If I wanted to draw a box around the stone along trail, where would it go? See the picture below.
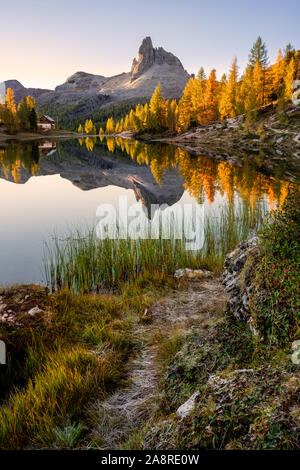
[89,273,228,449]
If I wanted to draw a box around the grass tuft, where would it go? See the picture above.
[44,201,266,294]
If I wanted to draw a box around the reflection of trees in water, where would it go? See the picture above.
[1,136,292,212]
[96,136,291,211]
[0,142,41,182]
[85,137,97,152]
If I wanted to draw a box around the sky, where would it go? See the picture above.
[1,0,300,89]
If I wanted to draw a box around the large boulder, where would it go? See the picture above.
[222,237,259,335]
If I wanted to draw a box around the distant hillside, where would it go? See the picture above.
[0,79,51,105]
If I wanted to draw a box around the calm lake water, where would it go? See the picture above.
[0,137,293,285]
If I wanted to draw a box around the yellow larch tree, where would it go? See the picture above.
[149,83,164,131]
[204,69,219,123]
[284,57,296,100]
[271,49,285,95]
[5,88,16,114]
[219,58,239,119]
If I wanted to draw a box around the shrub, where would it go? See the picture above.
[250,188,300,345]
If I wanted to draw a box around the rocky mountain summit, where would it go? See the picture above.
[130,36,186,81]
[0,37,189,118]
[48,36,189,106]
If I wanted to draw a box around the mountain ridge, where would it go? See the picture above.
[0,37,190,119]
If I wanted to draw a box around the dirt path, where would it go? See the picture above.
[88,276,227,449]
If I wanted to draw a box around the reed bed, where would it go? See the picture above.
[44,200,267,293]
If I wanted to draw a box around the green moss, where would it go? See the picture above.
[145,366,299,450]
[142,314,299,450]
[161,315,265,412]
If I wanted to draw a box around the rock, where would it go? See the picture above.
[208,374,231,388]
[222,237,259,331]
[131,36,186,82]
[232,368,254,374]
[208,369,255,390]
[248,317,259,336]
[141,308,152,321]
[222,273,234,285]
[292,81,300,106]
[229,296,240,307]
[131,37,155,81]
[0,303,7,313]
[176,391,200,418]
[174,268,213,280]
[224,278,240,293]
[28,306,42,316]
[242,293,249,309]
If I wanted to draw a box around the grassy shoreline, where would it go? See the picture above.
[0,273,178,449]
[0,189,299,449]
[44,202,265,293]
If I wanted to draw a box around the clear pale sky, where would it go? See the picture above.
[1,0,300,89]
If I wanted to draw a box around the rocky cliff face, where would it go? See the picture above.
[130,36,185,82]
[96,37,189,103]
[55,71,107,92]
[131,37,155,81]
[222,237,259,335]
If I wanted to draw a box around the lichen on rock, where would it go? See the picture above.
[222,237,259,333]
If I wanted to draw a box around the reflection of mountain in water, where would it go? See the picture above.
[0,137,297,212]
[0,139,185,211]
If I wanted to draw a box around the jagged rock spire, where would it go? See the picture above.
[131,36,185,82]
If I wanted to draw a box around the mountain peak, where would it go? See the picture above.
[131,36,185,82]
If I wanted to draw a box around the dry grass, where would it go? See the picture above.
[0,273,176,449]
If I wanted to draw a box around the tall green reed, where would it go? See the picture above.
[44,200,267,293]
